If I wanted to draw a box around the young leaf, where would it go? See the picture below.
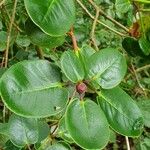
[24,0,76,36]
[98,87,144,137]
[25,19,65,48]
[61,51,85,83]
[66,99,110,149]
[8,114,38,147]
[87,48,127,89]
[0,60,69,118]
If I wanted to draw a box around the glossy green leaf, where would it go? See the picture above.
[0,60,68,118]
[98,87,144,137]
[8,114,38,147]
[137,99,150,128]
[45,142,72,150]
[58,117,74,143]
[66,99,110,149]
[25,19,65,48]
[122,37,144,57]
[79,45,95,78]
[87,48,127,89]
[139,37,150,56]
[61,51,85,83]
[24,0,76,36]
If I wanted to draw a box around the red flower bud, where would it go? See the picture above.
[76,82,87,94]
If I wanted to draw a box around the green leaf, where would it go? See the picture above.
[79,45,95,78]
[44,142,72,150]
[16,35,30,47]
[0,31,14,52]
[38,141,72,150]
[98,87,144,137]
[87,48,127,89]
[137,99,150,128]
[61,51,85,83]
[37,120,50,143]
[58,117,74,143]
[0,68,7,78]
[0,60,69,118]
[0,123,9,136]
[24,0,76,36]
[8,114,38,147]
[5,140,23,150]
[139,37,150,56]
[66,99,110,149]
[0,31,7,52]
[0,134,9,148]
[115,0,131,13]
[25,19,65,48]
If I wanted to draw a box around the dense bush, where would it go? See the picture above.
[0,0,150,149]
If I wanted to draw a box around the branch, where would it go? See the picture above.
[88,0,130,33]
[125,136,131,150]
[131,61,148,96]
[134,0,150,4]
[136,64,150,72]
[4,0,18,68]
[0,0,5,6]
[68,27,79,51]
[91,8,100,51]
[35,46,44,59]
[76,0,128,37]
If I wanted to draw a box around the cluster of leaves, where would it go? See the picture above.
[0,0,150,149]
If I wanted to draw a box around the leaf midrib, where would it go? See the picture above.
[42,0,57,22]
[100,94,135,124]
[11,82,61,96]
[91,56,121,81]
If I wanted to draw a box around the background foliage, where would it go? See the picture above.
[0,0,150,149]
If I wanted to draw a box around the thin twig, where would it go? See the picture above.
[4,0,18,68]
[88,0,130,33]
[131,61,148,96]
[68,27,79,51]
[76,0,128,37]
[3,105,6,123]
[0,0,5,6]
[91,8,99,51]
[3,6,23,32]
[27,144,32,150]
[136,64,150,72]
[134,0,150,4]
[125,136,131,150]
[35,46,44,59]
